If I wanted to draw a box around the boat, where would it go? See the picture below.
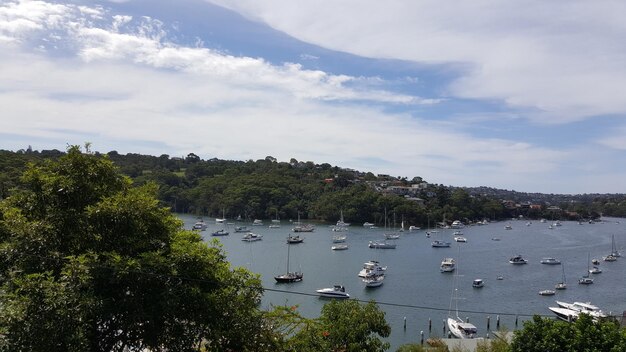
[450,220,464,229]
[368,240,396,249]
[363,222,375,227]
[316,285,349,299]
[540,219,547,223]
[555,301,607,320]
[234,226,249,233]
[358,260,387,278]
[331,244,349,250]
[509,255,528,264]
[605,234,621,260]
[592,258,600,265]
[336,210,350,227]
[384,233,400,239]
[332,235,347,243]
[555,264,567,290]
[287,234,304,244]
[292,214,315,232]
[496,276,504,280]
[431,240,451,248]
[211,229,229,236]
[447,247,478,339]
[504,224,512,230]
[440,258,456,273]
[526,221,532,226]
[274,240,303,283]
[271,210,281,224]
[269,224,281,228]
[381,207,398,241]
[578,253,594,284]
[539,289,555,296]
[472,279,484,288]
[409,225,420,231]
[589,266,602,274]
[192,219,207,231]
[453,236,467,243]
[332,225,348,232]
[452,230,463,236]
[491,237,501,241]
[241,232,263,242]
[363,275,384,287]
[252,219,263,226]
[540,257,561,265]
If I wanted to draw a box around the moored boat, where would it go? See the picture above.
[431,240,451,248]
[509,255,528,264]
[316,285,349,299]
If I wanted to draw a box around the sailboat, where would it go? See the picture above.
[383,208,398,239]
[603,235,620,261]
[447,246,478,339]
[269,209,281,228]
[215,208,226,223]
[555,264,567,290]
[578,253,594,285]
[274,242,303,283]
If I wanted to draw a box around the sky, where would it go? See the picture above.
[1,0,626,194]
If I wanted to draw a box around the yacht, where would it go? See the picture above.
[368,240,396,249]
[409,225,420,231]
[440,258,456,273]
[450,220,464,229]
[384,233,400,239]
[358,260,387,278]
[331,244,349,250]
[275,240,303,283]
[192,219,207,231]
[431,240,451,248]
[287,235,304,244]
[452,230,463,236]
[472,279,484,288]
[504,224,513,230]
[252,219,264,226]
[588,266,602,274]
[332,235,347,243]
[540,257,561,265]
[556,301,607,319]
[316,285,349,299]
[211,229,229,236]
[234,226,249,233]
[363,222,375,227]
[509,255,528,264]
[454,236,467,243]
[241,232,263,242]
[538,289,555,296]
[363,275,385,287]
[447,246,478,339]
[268,224,281,229]
[293,224,315,232]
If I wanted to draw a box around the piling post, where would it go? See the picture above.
[487,315,490,331]
[403,317,406,330]
[466,316,469,323]
[420,331,424,345]
[429,318,432,334]
[443,319,446,336]
[496,315,500,329]
[515,315,519,328]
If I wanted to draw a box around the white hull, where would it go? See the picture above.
[447,317,477,339]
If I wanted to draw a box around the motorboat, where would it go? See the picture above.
[287,235,304,244]
[504,224,512,230]
[316,285,349,299]
[452,230,463,236]
[538,289,555,296]
[588,266,602,274]
[192,219,207,231]
[368,240,396,249]
[431,240,451,248]
[363,222,375,227]
[555,301,607,320]
[268,224,281,228]
[509,255,528,264]
[252,219,264,226]
[454,236,467,243]
[491,237,501,241]
[592,258,600,265]
[332,235,347,243]
[440,258,456,273]
[450,220,464,229]
[241,232,263,242]
[363,275,384,287]
[496,276,504,280]
[472,279,484,288]
[293,224,315,232]
[358,260,387,278]
[540,257,561,265]
[332,225,348,232]
[409,225,420,231]
[331,244,349,250]
[234,226,249,233]
[384,233,400,239]
[211,229,229,236]
[548,306,578,322]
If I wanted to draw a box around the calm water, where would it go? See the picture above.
[180,215,626,350]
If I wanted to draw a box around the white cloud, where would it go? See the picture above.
[208,0,626,123]
[1,0,622,193]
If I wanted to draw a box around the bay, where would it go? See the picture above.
[180,215,626,350]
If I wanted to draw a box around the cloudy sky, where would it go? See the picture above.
[1,0,625,194]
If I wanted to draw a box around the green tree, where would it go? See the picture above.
[296,300,390,351]
[0,146,272,352]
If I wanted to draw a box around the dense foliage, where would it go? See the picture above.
[0,147,271,351]
[3,148,622,228]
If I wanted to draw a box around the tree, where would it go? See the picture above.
[0,146,272,352]
[284,300,391,352]
[511,314,626,352]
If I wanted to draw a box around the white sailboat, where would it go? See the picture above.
[555,264,567,290]
[604,234,620,261]
[447,246,477,339]
[578,253,594,285]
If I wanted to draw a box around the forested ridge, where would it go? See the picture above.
[2,148,626,229]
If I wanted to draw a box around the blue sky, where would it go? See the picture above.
[1,0,626,194]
